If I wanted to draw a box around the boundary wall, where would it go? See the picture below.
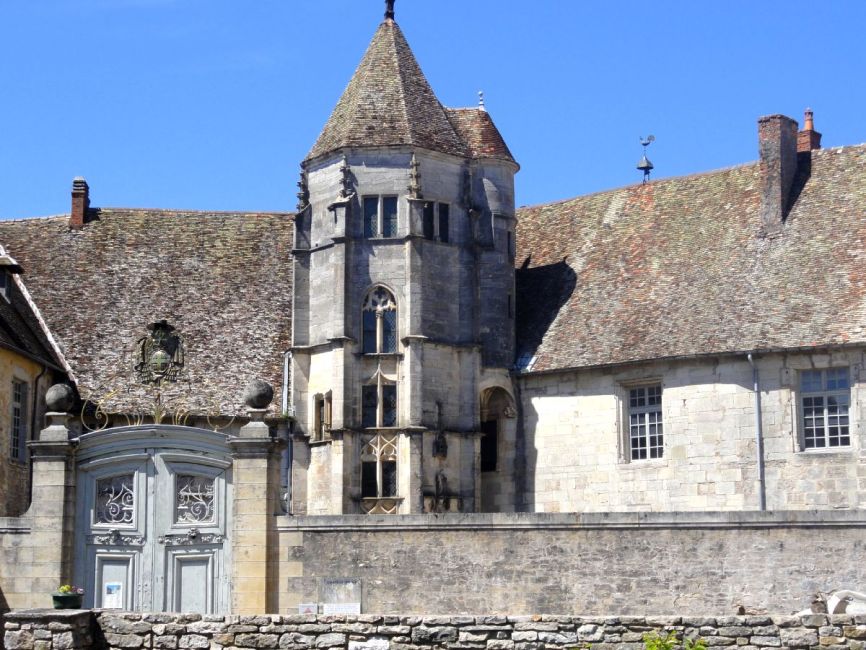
[5,611,866,650]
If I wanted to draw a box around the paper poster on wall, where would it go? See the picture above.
[298,603,318,614]
[103,582,123,609]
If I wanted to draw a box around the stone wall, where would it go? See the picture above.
[519,349,866,512]
[278,511,866,616]
[6,611,866,650]
[0,518,32,612]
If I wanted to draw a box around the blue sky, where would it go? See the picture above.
[1,0,865,219]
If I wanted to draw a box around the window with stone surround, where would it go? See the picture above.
[313,392,332,441]
[363,196,398,238]
[11,379,28,462]
[422,202,450,243]
[362,381,397,429]
[800,367,850,449]
[360,432,398,499]
[362,286,397,354]
[627,384,663,460]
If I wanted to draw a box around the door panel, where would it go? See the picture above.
[75,429,231,614]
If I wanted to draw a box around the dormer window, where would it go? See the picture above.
[0,270,8,302]
[363,196,398,238]
[362,286,397,354]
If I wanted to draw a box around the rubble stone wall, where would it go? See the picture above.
[5,612,866,650]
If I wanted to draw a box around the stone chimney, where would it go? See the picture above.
[758,114,799,233]
[797,108,822,153]
[70,177,90,230]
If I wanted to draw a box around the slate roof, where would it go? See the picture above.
[515,144,866,373]
[445,108,517,165]
[306,19,468,162]
[0,209,294,416]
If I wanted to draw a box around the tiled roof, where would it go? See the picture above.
[0,209,294,416]
[306,19,468,162]
[445,108,517,165]
[515,144,866,372]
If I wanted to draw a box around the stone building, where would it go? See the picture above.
[0,4,864,616]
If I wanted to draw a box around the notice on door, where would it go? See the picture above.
[103,582,123,609]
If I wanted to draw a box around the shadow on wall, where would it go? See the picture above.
[515,257,577,366]
[0,583,8,614]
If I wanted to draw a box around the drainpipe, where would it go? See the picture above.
[747,353,767,511]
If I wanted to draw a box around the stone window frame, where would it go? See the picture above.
[361,285,398,355]
[311,391,332,442]
[617,378,665,463]
[422,201,451,243]
[796,366,852,451]
[10,377,29,463]
[359,432,399,501]
[361,369,398,430]
[362,195,399,239]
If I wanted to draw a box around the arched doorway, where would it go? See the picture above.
[479,387,516,512]
[73,425,232,613]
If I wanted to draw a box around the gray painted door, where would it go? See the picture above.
[74,426,231,614]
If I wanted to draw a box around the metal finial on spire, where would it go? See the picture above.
[385,0,395,20]
[637,135,655,184]
[478,91,486,112]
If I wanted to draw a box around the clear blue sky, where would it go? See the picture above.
[2,0,865,219]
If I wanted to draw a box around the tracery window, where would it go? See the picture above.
[360,432,398,499]
[362,286,397,354]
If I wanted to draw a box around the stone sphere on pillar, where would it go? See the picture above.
[243,379,274,409]
[45,383,75,413]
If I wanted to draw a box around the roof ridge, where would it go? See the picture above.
[94,206,295,216]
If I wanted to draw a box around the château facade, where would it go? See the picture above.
[0,3,864,616]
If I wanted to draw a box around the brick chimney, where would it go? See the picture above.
[70,177,90,230]
[758,114,798,233]
[797,108,822,153]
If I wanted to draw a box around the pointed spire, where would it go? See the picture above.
[305,20,467,162]
[385,0,395,21]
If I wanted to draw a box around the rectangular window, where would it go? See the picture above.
[381,460,397,497]
[363,196,398,238]
[801,368,850,449]
[361,461,378,498]
[382,310,397,352]
[11,380,28,462]
[628,384,663,460]
[438,203,449,243]
[363,197,379,238]
[362,310,378,354]
[382,197,397,237]
[382,384,397,427]
[362,385,378,428]
[423,202,435,240]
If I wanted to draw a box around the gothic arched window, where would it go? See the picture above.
[362,286,397,354]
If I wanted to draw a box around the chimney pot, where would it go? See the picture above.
[758,114,799,233]
[70,177,90,230]
[797,108,822,153]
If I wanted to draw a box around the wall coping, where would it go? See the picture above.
[0,516,30,533]
[277,509,866,531]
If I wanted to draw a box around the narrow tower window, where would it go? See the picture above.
[362,286,398,353]
[363,196,398,238]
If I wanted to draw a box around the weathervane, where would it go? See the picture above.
[637,135,655,184]
[385,0,395,20]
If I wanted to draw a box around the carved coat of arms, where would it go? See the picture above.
[134,320,184,384]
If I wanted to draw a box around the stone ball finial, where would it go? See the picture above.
[243,379,274,409]
[45,384,75,413]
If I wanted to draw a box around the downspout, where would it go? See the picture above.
[282,351,293,514]
[747,353,767,511]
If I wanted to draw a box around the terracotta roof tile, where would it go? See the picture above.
[0,209,294,415]
[306,20,467,162]
[445,108,517,165]
[515,144,866,372]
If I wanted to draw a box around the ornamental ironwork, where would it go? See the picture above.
[95,475,135,525]
[158,528,224,546]
[175,475,216,524]
[89,529,145,546]
[134,320,185,385]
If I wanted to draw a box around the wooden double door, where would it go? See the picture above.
[74,427,232,613]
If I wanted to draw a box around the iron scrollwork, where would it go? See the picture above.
[158,527,224,546]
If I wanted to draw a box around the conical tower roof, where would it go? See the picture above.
[306,18,468,163]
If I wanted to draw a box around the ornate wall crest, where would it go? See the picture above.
[134,320,185,385]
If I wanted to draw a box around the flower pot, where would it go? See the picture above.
[52,593,83,609]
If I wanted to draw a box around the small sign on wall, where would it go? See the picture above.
[320,577,362,614]
[297,603,318,615]
[349,638,390,650]
[103,582,123,609]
